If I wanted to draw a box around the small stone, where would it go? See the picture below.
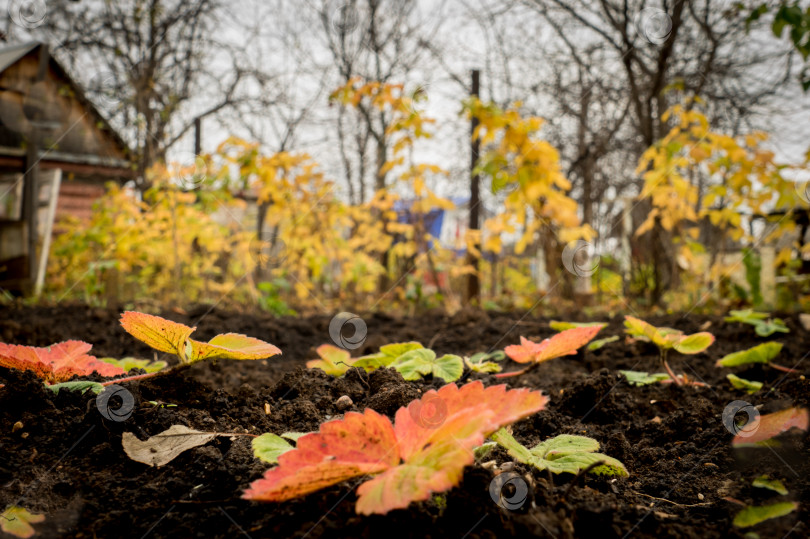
[500,461,515,472]
[481,460,498,470]
[12,421,23,433]
[698,493,704,500]
[21,432,29,439]
[264,403,272,415]
[336,395,353,410]
[651,416,662,424]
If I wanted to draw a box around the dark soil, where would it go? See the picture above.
[1,304,808,538]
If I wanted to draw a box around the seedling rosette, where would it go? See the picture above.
[623,316,714,386]
[113,311,282,384]
[243,380,548,514]
[307,342,464,382]
[724,309,789,337]
[120,311,281,364]
[497,324,606,378]
[491,429,628,476]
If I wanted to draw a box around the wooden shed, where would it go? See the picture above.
[0,41,134,295]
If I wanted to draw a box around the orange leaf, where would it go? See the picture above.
[0,341,125,383]
[394,381,548,460]
[732,407,809,446]
[504,325,605,364]
[120,311,194,359]
[355,440,473,515]
[244,381,547,514]
[243,408,399,501]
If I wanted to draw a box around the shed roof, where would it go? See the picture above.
[0,41,38,73]
[0,41,133,168]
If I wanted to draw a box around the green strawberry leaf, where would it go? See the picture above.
[733,502,797,528]
[391,349,436,380]
[473,441,497,461]
[752,475,788,495]
[280,432,309,442]
[491,429,628,477]
[727,374,763,394]
[549,321,607,332]
[717,342,783,367]
[673,332,715,354]
[253,433,296,465]
[587,335,620,351]
[432,354,464,382]
[46,380,105,394]
[99,356,168,373]
[541,452,629,476]
[754,319,789,337]
[620,370,670,386]
[725,309,769,324]
[354,342,424,370]
[531,434,600,458]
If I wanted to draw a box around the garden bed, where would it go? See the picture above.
[1,305,808,538]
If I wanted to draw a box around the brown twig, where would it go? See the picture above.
[630,490,712,508]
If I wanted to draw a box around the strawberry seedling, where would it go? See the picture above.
[114,311,281,384]
[464,351,505,373]
[724,309,789,337]
[623,316,714,386]
[307,342,464,382]
[497,325,605,378]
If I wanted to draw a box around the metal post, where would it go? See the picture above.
[22,131,40,289]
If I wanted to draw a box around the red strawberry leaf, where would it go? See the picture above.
[244,381,547,514]
[732,407,809,446]
[0,341,125,383]
[504,325,605,365]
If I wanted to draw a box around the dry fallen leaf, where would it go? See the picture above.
[122,425,217,467]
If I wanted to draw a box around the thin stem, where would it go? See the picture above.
[661,350,682,386]
[101,364,190,386]
[771,363,799,374]
[494,364,536,378]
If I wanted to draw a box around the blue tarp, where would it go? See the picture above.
[392,197,468,251]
